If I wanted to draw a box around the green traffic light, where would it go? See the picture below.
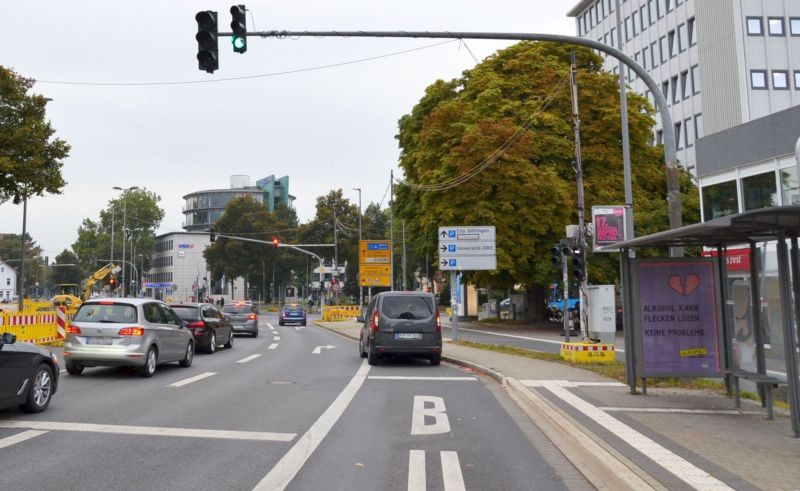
[232,36,246,52]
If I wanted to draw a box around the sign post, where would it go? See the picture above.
[438,226,497,341]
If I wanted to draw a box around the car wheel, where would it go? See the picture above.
[65,360,84,375]
[359,335,367,358]
[224,330,234,349]
[251,329,258,338]
[367,340,379,366]
[139,346,158,377]
[302,321,307,326]
[179,342,194,368]
[278,321,284,326]
[430,354,441,366]
[20,364,54,413]
[207,332,216,354]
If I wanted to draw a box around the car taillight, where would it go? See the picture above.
[436,310,441,333]
[187,320,206,329]
[118,326,144,336]
[247,314,257,320]
[67,325,81,334]
[370,309,380,332]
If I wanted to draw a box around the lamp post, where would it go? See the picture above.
[353,187,362,307]
[113,186,138,296]
[138,254,144,298]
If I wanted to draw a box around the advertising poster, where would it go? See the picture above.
[636,259,722,376]
[592,206,627,252]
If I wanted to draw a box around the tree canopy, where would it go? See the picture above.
[0,66,69,204]
[394,42,699,313]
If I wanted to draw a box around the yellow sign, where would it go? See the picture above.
[361,274,391,287]
[361,264,391,274]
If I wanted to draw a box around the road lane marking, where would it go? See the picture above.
[268,343,278,350]
[440,451,466,491]
[408,450,426,491]
[599,407,763,415]
[273,336,281,341]
[0,421,295,442]
[0,430,48,449]
[267,323,275,330]
[537,381,732,490]
[253,360,371,490]
[369,376,476,381]
[312,344,335,354]
[168,372,216,387]
[411,396,450,435]
[236,354,262,364]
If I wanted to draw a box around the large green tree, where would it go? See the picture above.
[0,66,69,204]
[394,42,699,319]
[71,188,164,276]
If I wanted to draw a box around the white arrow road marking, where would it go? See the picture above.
[168,372,216,387]
[0,421,294,442]
[408,450,466,491]
[253,360,371,490]
[411,396,450,435]
[0,430,48,449]
[312,344,335,354]
[268,343,278,350]
[236,354,261,364]
[535,380,733,490]
[408,450,426,491]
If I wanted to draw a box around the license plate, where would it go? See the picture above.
[87,336,113,345]
[395,333,421,340]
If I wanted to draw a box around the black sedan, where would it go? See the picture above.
[0,332,59,413]
[170,302,234,354]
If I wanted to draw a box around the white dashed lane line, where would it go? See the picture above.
[236,354,262,364]
[168,372,216,387]
[268,343,278,350]
[0,430,48,449]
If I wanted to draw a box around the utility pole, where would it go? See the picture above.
[113,186,138,297]
[353,187,363,307]
[402,220,407,290]
[570,52,588,339]
[390,170,395,291]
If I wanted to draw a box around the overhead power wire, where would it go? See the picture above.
[34,40,460,87]
[396,74,570,192]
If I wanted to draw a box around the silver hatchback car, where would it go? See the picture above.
[64,298,195,377]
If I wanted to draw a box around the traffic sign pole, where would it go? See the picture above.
[450,271,459,341]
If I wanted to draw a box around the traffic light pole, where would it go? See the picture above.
[570,53,588,339]
[562,248,570,342]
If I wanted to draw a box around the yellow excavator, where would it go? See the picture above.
[52,262,122,309]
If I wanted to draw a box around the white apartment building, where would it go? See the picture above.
[0,260,17,302]
[568,0,800,173]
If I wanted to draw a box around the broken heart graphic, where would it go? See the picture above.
[668,274,701,296]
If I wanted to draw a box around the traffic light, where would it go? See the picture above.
[572,246,586,281]
[209,227,216,242]
[230,5,247,54]
[272,238,280,248]
[195,10,219,73]
[109,276,118,290]
[550,244,562,268]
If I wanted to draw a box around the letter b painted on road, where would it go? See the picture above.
[411,396,451,435]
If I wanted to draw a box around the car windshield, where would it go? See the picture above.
[381,296,434,320]
[283,305,303,312]
[222,305,251,314]
[170,306,198,319]
[73,303,138,323]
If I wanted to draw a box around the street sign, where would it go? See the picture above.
[438,226,496,271]
[359,240,392,287]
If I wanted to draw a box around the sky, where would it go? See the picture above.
[0,1,574,259]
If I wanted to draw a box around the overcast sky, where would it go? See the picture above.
[0,1,574,259]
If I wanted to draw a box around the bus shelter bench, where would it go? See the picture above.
[722,369,786,420]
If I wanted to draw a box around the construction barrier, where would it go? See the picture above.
[0,307,76,345]
[321,305,361,322]
[560,342,616,364]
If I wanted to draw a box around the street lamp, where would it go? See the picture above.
[353,187,362,307]
[113,186,139,296]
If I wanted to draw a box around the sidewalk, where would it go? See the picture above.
[318,320,800,491]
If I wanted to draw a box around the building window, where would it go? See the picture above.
[625,16,632,41]
[674,122,683,149]
[661,36,670,63]
[742,172,778,211]
[651,41,659,67]
[678,23,687,52]
[668,30,677,57]
[633,11,639,36]
[791,18,800,36]
[640,6,648,30]
[695,113,703,139]
[750,70,767,89]
[610,27,616,47]
[656,129,664,146]
[768,17,785,36]
[684,117,694,147]
[642,46,650,69]
[657,0,665,18]
[691,65,701,94]
[666,0,673,13]
[671,75,680,103]
[747,17,763,36]
[681,70,691,99]
[702,181,738,220]
[782,168,800,205]
[662,81,670,104]
[773,71,789,90]
[649,0,656,25]
[688,17,696,45]
[794,71,800,89]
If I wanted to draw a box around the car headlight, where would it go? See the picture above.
[50,352,59,364]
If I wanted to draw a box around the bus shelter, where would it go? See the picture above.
[612,206,800,436]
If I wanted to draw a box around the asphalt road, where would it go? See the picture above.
[0,312,588,491]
